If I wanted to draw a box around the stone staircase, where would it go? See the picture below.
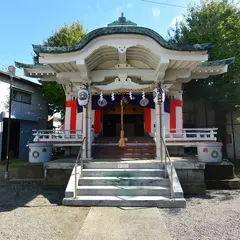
[63,160,186,208]
[92,137,156,159]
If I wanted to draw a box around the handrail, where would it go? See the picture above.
[74,137,86,199]
[161,137,174,199]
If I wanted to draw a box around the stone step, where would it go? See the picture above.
[78,177,169,186]
[93,155,156,159]
[93,143,156,151]
[93,148,155,150]
[93,152,155,156]
[84,161,164,169]
[82,169,165,177]
[74,185,184,198]
[93,156,156,160]
[62,195,186,208]
[92,150,155,154]
[94,138,155,144]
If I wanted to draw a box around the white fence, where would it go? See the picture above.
[32,128,217,147]
[163,128,217,146]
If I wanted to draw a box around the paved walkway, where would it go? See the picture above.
[76,207,171,240]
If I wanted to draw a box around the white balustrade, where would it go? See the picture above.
[154,128,218,146]
[33,130,83,143]
[32,128,218,147]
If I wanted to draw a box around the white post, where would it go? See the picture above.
[82,106,87,159]
[87,87,92,159]
[161,99,166,161]
[155,101,161,159]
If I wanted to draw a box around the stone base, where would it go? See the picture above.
[18,163,44,179]
[43,169,71,187]
[206,179,240,189]
[181,183,206,195]
[204,161,240,190]
[205,161,235,180]
[174,160,206,195]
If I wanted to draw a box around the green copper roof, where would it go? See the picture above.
[32,26,214,54]
[15,61,51,70]
[197,57,235,67]
[107,12,137,26]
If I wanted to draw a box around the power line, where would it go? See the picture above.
[141,0,187,8]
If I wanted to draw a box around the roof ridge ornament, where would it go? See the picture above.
[107,12,137,26]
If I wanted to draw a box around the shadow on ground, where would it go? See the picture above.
[0,181,65,212]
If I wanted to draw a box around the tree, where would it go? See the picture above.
[168,0,240,153]
[35,21,87,115]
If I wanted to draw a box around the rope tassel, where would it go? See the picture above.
[119,97,126,148]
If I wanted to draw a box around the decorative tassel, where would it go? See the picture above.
[129,91,133,100]
[111,92,115,101]
[100,92,103,101]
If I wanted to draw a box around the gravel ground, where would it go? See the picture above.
[0,182,90,240]
[161,190,240,240]
[1,181,240,240]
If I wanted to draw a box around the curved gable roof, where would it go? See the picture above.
[33,26,214,55]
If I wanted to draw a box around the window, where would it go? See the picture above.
[12,89,31,104]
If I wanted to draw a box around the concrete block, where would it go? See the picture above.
[173,161,205,170]
[44,169,71,187]
[18,163,44,179]
[62,196,186,208]
[205,162,235,180]
[181,183,206,195]
[206,178,240,190]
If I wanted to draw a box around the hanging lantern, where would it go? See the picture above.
[77,87,89,106]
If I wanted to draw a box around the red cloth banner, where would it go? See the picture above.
[94,109,102,134]
[170,100,182,133]
[66,100,77,133]
[144,108,151,133]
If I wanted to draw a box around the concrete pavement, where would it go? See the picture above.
[76,207,171,240]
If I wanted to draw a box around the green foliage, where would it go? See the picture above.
[36,21,87,115]
[168,0,240,111]
[39,81,66,115]
[43,21,87,47]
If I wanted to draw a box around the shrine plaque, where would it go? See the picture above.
[118,163,129,169]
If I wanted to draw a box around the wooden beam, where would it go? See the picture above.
[118,45,127,64]
[155,58,170,80]
[90,69,155,82]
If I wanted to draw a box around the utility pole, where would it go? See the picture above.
[4,65,16,180]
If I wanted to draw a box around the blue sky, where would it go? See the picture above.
[0,0,198,80]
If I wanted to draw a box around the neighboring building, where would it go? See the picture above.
[0,70,48,161]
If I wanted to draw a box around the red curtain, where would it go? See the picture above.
[170,100,182,133]
[66,100,77,133]
[144,108,151,133]
[94,109,102,134]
